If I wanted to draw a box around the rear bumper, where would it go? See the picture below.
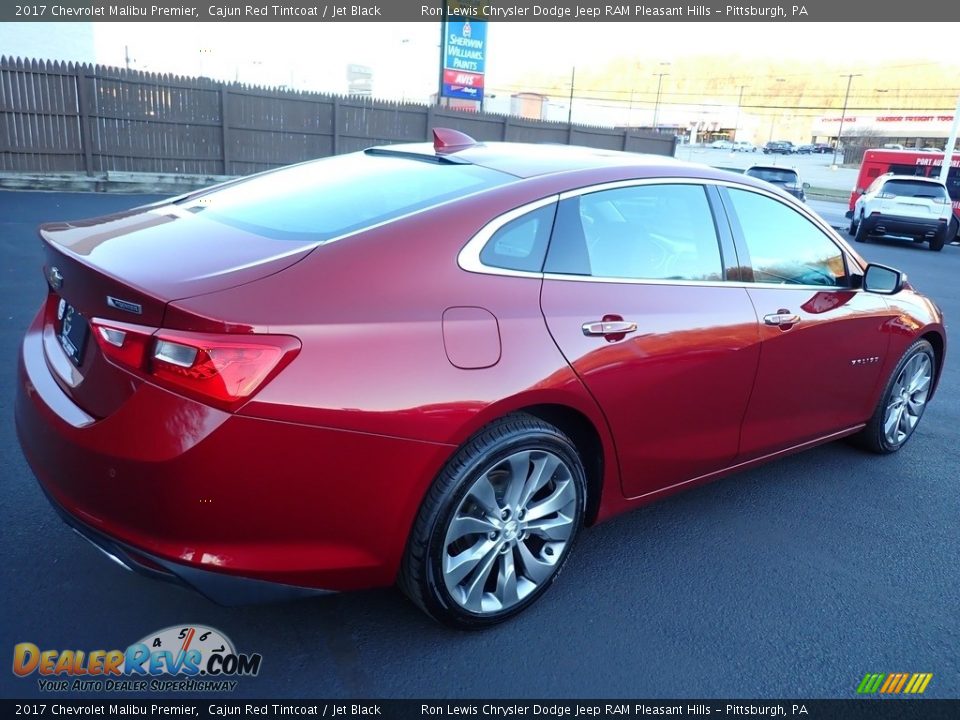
[864,214,946,237]
[47,488,328,605]
[15,309,454,599]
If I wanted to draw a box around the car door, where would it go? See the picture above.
[718,185,895,459]
[540,181,761,499]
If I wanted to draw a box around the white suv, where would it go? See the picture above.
[849,174,954,251]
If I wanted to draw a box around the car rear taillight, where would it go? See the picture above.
[933,197,951,205]
[150,331,300,411]
[90,319,155,371]
[90,319,299,411]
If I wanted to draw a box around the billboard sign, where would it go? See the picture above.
[442,69,484,100]
[442,15,487,101]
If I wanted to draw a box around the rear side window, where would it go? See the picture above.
[544,183,723,282]
[880,179,948,199]
[479,204,556,273]
[180,153,512,241]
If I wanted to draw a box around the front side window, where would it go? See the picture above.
[945,166,960,202]
[726,188,847,287]
[544,183,723,282]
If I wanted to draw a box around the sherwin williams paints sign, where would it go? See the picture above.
[441,13,487,101]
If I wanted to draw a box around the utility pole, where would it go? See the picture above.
[628,61,640,128]
[833,73,862,167]
[567,66,576,125]
[652,67,670,130]
[436,6,448,108]
[938,93,960,184]
[732,84,747,143]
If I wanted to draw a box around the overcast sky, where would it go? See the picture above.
[2,21,956,103]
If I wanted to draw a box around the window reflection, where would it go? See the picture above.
[727,189,847,287]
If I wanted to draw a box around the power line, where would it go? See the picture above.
[526,60,951,86]
[490,80,960,103]
[491,83,960,110]
[489,88,957,114]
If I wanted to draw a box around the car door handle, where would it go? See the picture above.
[582,320,638,336]
[763,312,801,327]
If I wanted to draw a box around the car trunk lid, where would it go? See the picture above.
[38,204,318,418]
[879,197,940,218]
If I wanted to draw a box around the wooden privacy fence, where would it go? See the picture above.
[0,56,677,177]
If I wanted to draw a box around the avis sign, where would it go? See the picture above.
[442,8,487,102]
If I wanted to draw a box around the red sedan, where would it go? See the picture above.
[15,130,946,628]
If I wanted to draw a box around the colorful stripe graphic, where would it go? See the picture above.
[857,673,933,694]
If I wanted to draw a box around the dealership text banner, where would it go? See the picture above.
[4,0,959,22]
[4,701,960,719]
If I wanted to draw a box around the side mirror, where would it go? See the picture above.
[862,263,904,295]
[802,182,811,189]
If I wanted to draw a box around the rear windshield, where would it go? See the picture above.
[746,168,799,184]
[880,179,948,200]
[179,152,512,241]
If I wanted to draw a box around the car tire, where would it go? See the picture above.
[854,339,936,454]
[949,216,959,244]
[854,212,870,242]
[398,414,587,629]
[848,214,859,236]
[929,230,945,252]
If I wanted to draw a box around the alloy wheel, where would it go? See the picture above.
[441,449,577,614]
[882,352,932,446]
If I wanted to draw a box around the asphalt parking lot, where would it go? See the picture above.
[1,190,958,700]
[676,146,858,192]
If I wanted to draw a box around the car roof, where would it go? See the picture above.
[362,132,796,200]
[878,174,947,185]
[368,139,712,180]
[746,165,799,173]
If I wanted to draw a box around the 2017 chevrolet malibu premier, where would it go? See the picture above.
[16,130,946,628]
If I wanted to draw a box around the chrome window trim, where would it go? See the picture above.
[538,273,857,293]
[456,194,560,278]
[458,176,864,285]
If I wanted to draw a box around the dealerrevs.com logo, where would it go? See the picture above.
[857,672,933,695]
[13,625,262,693]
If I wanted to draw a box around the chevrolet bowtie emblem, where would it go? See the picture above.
[47,266,64,290]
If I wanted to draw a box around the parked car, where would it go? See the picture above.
[732,141,756,152]
[796,144,815,154]
[763,140,795,154]
[744,164,811,202]
[849,174,954,251]
[15,129,945,628]
[709,139,734,150]
[813,143,833,154]
[846,148,960,243]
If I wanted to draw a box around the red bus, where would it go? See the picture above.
[849,149,960,240]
